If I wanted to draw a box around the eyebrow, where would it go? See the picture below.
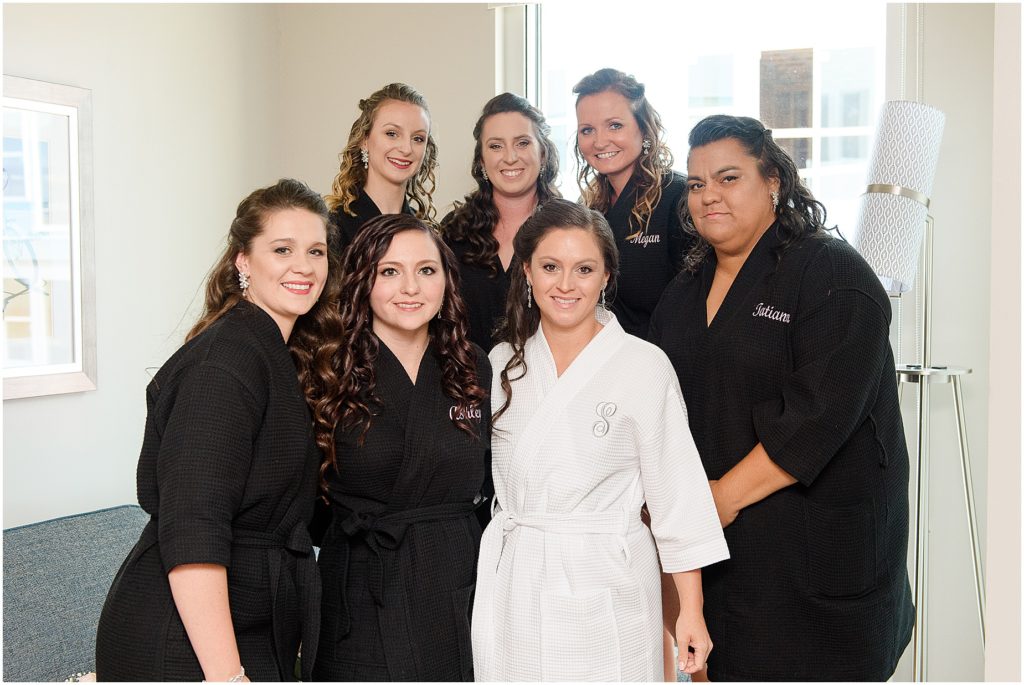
[380,121,428,134]
[486,134,533,143]
[534,255,600,265]
[378,259,442,267]
[687,165,742,182]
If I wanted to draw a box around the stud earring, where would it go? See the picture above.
[771,190,780,211]
[600,287,607,309]
[360,148,369,170]
[526,282,532,308]
[481,167,489,182]
[238,270,250,292]
[642,139,652,155]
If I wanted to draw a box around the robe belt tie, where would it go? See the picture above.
[233,523,321,681]
[471,505,636,679]
[141,518,321,682]
[324,501,480,640]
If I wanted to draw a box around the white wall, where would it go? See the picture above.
[885,3,1021,681]
[3,3,283,527]
[984,5,1021,680]
[272,3,497,211]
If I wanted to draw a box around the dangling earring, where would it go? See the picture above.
[539,162,547,174]
[526,282,532,308]
[436,297,443,320]
[481,167,489,182]
[600,287,607,309]
[642,139,652,155]
[771,190,780,211]
[238,270,250,292]
[360,148,369,170]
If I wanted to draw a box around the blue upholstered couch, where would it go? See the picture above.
[3,505,148,681]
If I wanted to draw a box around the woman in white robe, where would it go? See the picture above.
[471,198,729,681]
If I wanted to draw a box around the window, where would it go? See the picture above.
[536,0,886,236]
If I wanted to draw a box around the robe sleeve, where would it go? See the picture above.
[752,246,893,486]
[155,361,264,570]
[637,360,729,573]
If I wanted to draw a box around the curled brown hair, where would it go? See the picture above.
[187,178,346,425]
[440,92,561,275]
[312,214,487,489]
[324,83,438,223]
[573,68,674,233]
[492,198,619,425]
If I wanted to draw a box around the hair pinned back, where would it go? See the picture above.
[681,114,831,272]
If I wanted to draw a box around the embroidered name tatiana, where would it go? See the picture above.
[752,302,791,323]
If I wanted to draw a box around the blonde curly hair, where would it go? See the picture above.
[573,68,673,235]
[325,83,438,223]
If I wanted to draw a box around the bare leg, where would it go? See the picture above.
[661,571,680,681]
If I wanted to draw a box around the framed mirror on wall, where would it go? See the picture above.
[2,75,96,400]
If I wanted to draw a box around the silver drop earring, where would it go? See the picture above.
[437,298,443,320]
[238,270,250,292]
[600,287,607,309]
[481,167,489,182]
[526,282,532,308]
[771,190,780,211]
[360,148,369,169]
[642,138,652,155]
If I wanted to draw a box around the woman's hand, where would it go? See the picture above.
[708,480,740,528]
[675,607,713,675]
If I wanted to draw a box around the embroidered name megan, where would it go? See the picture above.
[752,302,791,323]
[449,405,483,421]
[626,232,660,247]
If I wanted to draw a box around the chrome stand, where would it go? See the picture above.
[897,217,985,682]
[898,365,986,683]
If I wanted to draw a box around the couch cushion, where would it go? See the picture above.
[3,505,149,682]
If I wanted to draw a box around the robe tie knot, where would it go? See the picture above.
[323,501,480,642]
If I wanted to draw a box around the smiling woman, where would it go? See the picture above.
[325,83,439,257]
[95,179,344,682]
[472,198,728,681]
[308,213,492,681]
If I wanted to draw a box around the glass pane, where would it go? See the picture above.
[760,49,813,129]
[776,137,812,170]
[820,48,875,127]
[3,106,76,369]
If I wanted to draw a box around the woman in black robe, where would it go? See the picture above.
[325,82,438,256]
[440,92,560,351]
[309,213,491,681]
[96,179,344,681]
[648,115,914,681]
[574,68,692,340]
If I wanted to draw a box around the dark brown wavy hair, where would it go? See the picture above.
[186,178,346,425]
[680,114,831,272]
[573,68,674,234]
[492,198,619,425]
[313,213,487,488]
[440,92,561,275]
[324,83,438,223]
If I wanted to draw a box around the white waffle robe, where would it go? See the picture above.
[471,309,729,681]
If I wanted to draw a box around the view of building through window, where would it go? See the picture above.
[537,0,886,238]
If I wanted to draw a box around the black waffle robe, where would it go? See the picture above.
[601,170,692,339]
[312,340,492,681]
[329,188,413,259]
[96,301,322,681]
[648,225,914,681]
